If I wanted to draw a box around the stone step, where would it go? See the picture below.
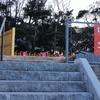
[0,71,83,81]
[0,92,93,100]
[0,62,79,72]
[0,62,94,100]
[0,81,87,92]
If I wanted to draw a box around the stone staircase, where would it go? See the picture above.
[0,61,94,100]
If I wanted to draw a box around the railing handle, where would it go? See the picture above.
[1,25,5,61]
[0,17,6,61]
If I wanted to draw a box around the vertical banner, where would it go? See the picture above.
[94,24,100,55]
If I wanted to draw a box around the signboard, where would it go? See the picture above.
[94,25,100,55]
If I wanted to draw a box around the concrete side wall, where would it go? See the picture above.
[74,58,100,100]
[91,65,100,81]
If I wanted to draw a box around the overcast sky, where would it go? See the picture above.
[70,0,99,16]
[46,0,99,17]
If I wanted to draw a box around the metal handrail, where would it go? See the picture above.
[0,17,6,61]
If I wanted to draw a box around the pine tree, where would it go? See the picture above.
[23,0,51,52]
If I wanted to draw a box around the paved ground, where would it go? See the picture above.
[2,56,66,63]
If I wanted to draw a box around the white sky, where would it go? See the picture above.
[46,0,99,17]
[70,0,98,17]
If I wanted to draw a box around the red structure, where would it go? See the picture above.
[94,24,100,55]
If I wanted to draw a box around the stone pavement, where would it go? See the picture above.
[3,56,66,63]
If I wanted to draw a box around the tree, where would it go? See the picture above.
[0,0,74,54]
[89,1,100,22]
[45,0,73,53]
[74,1,100,54]
[22,0,51,52]
[0,0,26,30]
[76,1,100,22]
[76,10,89,20]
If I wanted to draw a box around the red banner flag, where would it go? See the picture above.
[94,24,100,55]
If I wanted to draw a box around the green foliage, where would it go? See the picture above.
[0,0,74,53]
[76,10,89,19]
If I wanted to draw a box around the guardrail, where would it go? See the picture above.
[0,17,6,61]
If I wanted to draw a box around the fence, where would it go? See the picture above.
[0,27,15,56]
[66,20,100,63]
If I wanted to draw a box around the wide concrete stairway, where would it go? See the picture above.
[0,61,93,100]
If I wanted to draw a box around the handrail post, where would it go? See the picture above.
[66,20,69,63]
[1,25,5,61]
[0,17,6,61]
